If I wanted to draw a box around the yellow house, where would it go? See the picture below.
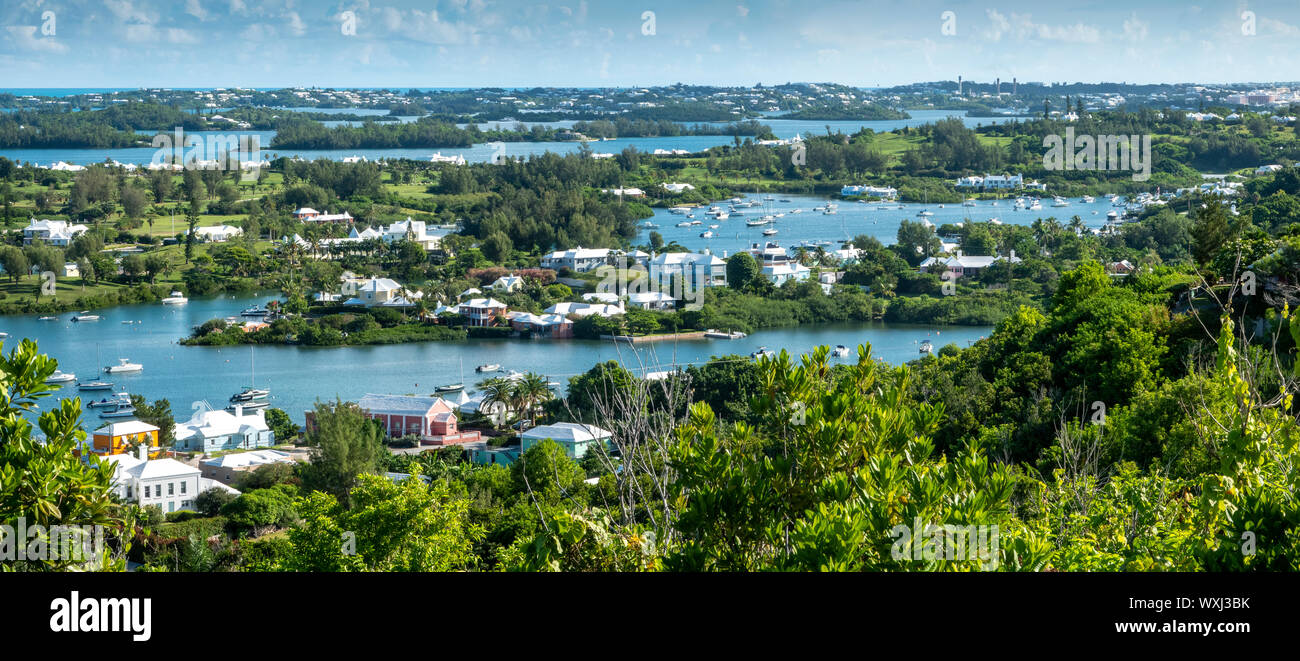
[91,421,162,458]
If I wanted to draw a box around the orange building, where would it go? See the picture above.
[91,421,162,458]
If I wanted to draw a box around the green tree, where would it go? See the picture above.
[298,400,386,504]
[726,251,760,291]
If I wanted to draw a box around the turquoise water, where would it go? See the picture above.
[8,293,988,425]
[643,193,1121,257]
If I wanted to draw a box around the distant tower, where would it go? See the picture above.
[958,75,963,95]
[995,78,1001,94]
[1013,77,1018,95]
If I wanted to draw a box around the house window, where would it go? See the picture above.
[143,485,150,498]
[168,482,174,496]
[180,481,186,495]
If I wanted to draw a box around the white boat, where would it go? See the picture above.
[676,221,692,228]
[919,340,933,355]
[746,219,769,227]
[708,224,719,229]
[45,370,77,384]
[831,345,850,358]
[240,306,269,317]
[78,380,114,391]
[1106,210,1119,221]
[98,402,137,418]
[963,199,977,207]
[476,364,502,373]
[823,209,837,215]
[703,329,746,339]
[104,358,143,374]
[762,228,778,236]
[642,221,660,229]
[161,291,188,305]
[790,208,802,214]
[1052,196,1070,207]
[917,210,933,217]
[700,231,715,238]
[668,207,690,215]
[750,347,776,360]
[1029,201,1043,211]
[226,400,268,412]
[38,316,59,321]
[87,392,132,409]
[71,313,100,322]
[1082,195,1095,203]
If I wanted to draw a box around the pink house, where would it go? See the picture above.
[355,394,481,445]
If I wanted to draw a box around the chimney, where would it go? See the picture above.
[138,444,148,462]
[956,249,963,258]
[1009,249,1016,260]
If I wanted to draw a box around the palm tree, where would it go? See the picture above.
[477,377,515,425]
[511,373,552,425]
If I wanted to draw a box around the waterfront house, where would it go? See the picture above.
[460,298,508,326]
[600,187,645,197]
[545,301,624,318]
[463,441,521,466]
[89,421,162,459]
[355,276,409,306]
[762,262,812,286]
[508,311,574,337]
[104,447,235,513]
[23,219,88,246]
[919,250,1022,278]
[383,218,442,251]
[172,405,275,453]
[352,394,480,446]
[661,182,696,193]
[291,207,321,221]
[840,185,898,198]
[296,209,353,223]
[521,422,613,460]
[628,291,677,310]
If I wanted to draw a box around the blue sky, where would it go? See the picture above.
[2,0,1299,88]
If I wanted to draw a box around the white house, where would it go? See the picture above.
[382,218,442,251]
[459,298,508,326]
[191,225,244,243]
[23,219,88,246]
[661,182,696,194]
[627,291,676,310]
[840,185,898,199]
[541,246,615,273]
[545,301,624,318]
[521,422,613,459]
[763,262,812,286]
[647,251,728,291]
[103,447,236,513]
[488,275,524,293]
[172,405,275,453]
[919,251,1022,278]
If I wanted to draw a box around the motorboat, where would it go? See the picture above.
[1106,210,1120,221]
[1052,196,1070,207]
[831,345,850,358]
[676,221,693,228]
[762,228,778,236]
[917,210,933,217]
[45,370,77,384]
[790,208,802,214]
[98,401,137,418]
[642,221,659,229]
[963,199,977,207]
[161,291,188,305]
[703,329,746,339]
[77,380,114,391]
[230,388,270,403]
[38,316,59,321]
[750,347,776,360]
[1029,201,1043,211]
[240,306,269,317]
[71,313,100,322]
[476,364,502,373]
[700,231,715,238]
[104,358,143,374]
[919,340,933,355]
[1082,195,1095,203]
[88,392,132,409]
[227,399,268,412]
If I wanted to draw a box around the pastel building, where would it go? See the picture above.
[520,422,613,460]
[350,393,481,446]
[172,405,275,453]
[89,421,162,459]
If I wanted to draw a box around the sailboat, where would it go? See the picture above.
[436,358,465,393]
[230,346,270,403]
[78,345,114,390]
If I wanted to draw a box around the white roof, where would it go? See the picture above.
[357,393,452,416]
[134,458,200,481]
[545,302,623,317]
[542,246,612,261]
[522,422,612,443]
[94,420,160,437]
[462,297,507,309]
[628,291,676,303]
[201,449,294,469]
[293,207,320,215]
[174,407,268,442]
[359,277,402,293]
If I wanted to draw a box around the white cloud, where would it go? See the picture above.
[4,25,69,54]
[737,5,749,18]
[287,12,307,37]
[982,10,1099,44]
[186,0,208,21]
